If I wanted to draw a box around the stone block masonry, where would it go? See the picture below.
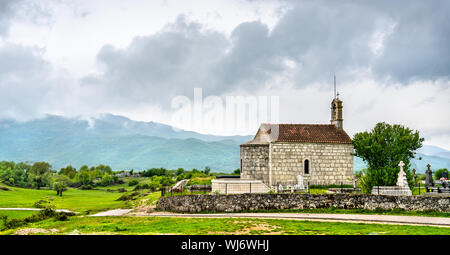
[270,142,354,186]
[241,142,354,186]
[157,194,450,213]
[241,144,270,184]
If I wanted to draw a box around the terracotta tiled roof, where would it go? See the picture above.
[275,124,352,144]
[244,123,352,145]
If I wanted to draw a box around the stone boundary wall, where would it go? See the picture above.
[157,194,450,213]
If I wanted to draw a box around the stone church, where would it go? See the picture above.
[240,96,354,187]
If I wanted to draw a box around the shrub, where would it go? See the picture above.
[133,183,150,191]
[55,213,68,221]
[128,180,139,186]
[0,207,74,230]
[34,200,51,208]
[148,182,159,192]
[116,194,132,201]
[116,192,140,201]
[80,184,93,190]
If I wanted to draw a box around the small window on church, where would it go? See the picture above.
[304,159,310,175]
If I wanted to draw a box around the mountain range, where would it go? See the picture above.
[0,114,448,173]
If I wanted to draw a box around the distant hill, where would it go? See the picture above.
[0,114,251,172]
[0,114,448,173]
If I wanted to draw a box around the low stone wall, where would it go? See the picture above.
[156,193,450,213]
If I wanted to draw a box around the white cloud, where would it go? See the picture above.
[0,0,449,151]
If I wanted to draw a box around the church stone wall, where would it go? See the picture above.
[270,142,353,186]
[240,144,269,184]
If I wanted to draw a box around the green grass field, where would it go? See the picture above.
[0,210,38,228]
[0,184,136,214]
[1,182,449,236]
[239,207,450,218]
[1,216,449,235]
[0,210,37,219]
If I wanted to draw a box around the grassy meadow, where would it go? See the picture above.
[1,216,449,235]
[0,182,159,214]
[1,179,449,235]
[0,210,38,229]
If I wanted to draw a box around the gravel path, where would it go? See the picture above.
[145,212,450,227]
[6,207,447,228]
[90,209,133,216]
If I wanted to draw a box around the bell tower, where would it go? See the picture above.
[330,76,343,130]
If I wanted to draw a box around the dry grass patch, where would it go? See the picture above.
[14,228,58,235]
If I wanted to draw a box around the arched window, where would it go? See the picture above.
[304,159,310,175]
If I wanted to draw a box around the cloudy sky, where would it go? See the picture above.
[0,0,449,149]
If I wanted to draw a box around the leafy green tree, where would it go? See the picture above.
[79,165,89,172]
[190,168,207,178]
[151,175,175,188]
[112,175,119,184]
[89,169,103,179]
[96,164,113,175]
[75,169,92,186]
[27,162,53,189]
[233,168,241,175]
[148,182,159,192]
[176,168,185,176]
[141,168,168,177]
[434,168,449,180]
[0,161,28,187]
[203,166,211,176]
[352,122,424,193]
[101,173,113,186]
[59,165,77,179]
[53,175,70,196]
[159,176,174,187]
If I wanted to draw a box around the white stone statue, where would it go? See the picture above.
[396,161,409,187]
[296,175,305,190]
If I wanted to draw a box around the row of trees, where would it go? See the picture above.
[0,161,231,196]
[0,161,54,189]
[0,162,119,196]
[139,166,218,181]
[59,164,117,189]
